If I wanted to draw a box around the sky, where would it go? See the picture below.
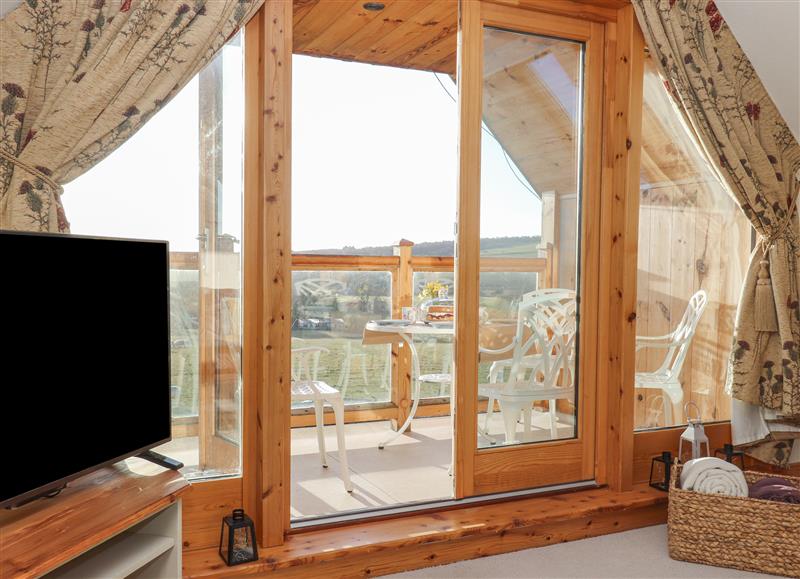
[63,44,542,253]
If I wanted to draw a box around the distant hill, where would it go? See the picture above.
[298,236,541,258]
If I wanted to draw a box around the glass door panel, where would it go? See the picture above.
[455,1,601,495]
[477,28,583,449]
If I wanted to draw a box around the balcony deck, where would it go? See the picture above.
[161,412,574,520]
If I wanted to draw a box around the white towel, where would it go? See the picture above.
[680,457,748,497]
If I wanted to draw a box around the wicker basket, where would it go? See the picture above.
[668,465,800,577]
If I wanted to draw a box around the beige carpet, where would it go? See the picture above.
[387,525,778,578]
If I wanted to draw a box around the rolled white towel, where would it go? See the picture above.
[680,456,748,497]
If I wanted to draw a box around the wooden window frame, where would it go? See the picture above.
[183,0,657,552]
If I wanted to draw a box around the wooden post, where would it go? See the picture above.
[539,190,558,288]
[391,240,414,431]
[596,4,644,492]
[250,0,292,548]
[197,52,223,471]
[242,6,262,543]
[453,0,482,499]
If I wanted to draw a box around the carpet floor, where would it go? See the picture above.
[387,525,778,578]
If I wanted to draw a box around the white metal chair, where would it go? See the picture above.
[478,289,577,444]
[290,345,353,493]
[635,289,708,426]
[294,277,385,399]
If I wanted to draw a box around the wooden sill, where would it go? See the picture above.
[183,483,666,578]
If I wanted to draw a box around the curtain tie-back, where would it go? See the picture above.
[754,169,800,332]
[0,149,63,197]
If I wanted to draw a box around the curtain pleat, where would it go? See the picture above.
[0,0,263,232]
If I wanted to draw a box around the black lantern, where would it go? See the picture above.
[715,443,745,469]
[649,451,673,492]
[219,509,258,566]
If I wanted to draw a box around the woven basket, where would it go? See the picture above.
[668,465,800,577]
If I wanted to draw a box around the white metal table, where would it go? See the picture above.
[364,319,454,449]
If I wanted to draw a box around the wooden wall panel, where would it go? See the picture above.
[634,185,751,430]
[182,478,243,552]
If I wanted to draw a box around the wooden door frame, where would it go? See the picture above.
[232,0,643,549]
[455,0,607,497]
[241,0,294,548]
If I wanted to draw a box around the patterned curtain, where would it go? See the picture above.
[632,0,800,465]
[0,0,262,232]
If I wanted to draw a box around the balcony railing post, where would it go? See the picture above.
[391,240,414,431]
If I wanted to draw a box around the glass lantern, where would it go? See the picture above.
[219,508,258,566]
[678,402,710,463]
[649,451,673,492]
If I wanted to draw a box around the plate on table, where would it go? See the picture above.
[371,319,408,327]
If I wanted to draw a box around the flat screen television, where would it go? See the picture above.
[0,231,172,508]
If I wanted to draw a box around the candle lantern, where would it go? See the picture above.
[678,402,709,463]
[219,509,258,566]
[649,451,673,492]
[714,443,746,469]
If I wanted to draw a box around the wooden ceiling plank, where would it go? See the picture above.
[293,0,320,25]
[359,1,457,66]
[425,51,458,75]
[323,1,430,62]
[293,0,355,52]
[406,27,459,72]
[483,54,578,195]
[300,0,388,56]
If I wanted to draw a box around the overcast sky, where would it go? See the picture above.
[63,48,541,253]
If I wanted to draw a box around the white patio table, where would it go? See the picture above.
[363,319,454,449]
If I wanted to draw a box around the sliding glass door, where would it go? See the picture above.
[454,1,603,495]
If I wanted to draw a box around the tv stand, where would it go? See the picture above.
[0,461,189,578]
[138,449,184,470]
[4,483,66,510]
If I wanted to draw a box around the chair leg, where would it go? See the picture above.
[499,400,524,444]
[549,399,558,439]
[662,394,674,427]
[330,397,353,493]
[483,396,496,432]
[522,405,532,440]
[313,400,327,468]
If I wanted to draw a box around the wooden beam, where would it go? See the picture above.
[242,5,263,541]
[596,4,644,491]
[259,0,293,547]
[483,0,623,23]
[453,0,483,500]
[197,54,224,471]
[390,241,414,431]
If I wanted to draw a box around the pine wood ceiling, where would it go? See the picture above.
[293,1,692,196]
[293,0,458,73]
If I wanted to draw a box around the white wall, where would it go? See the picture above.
[0,0,19,20]
[717,0,800,141]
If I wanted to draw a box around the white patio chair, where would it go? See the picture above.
[294,277,382,399]
[635,289,708,426]
[478,290,577,444]
[291,345,353,493]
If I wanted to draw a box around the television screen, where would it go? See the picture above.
[0,231,171,508]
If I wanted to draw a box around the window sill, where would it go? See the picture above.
[183,483,667,577]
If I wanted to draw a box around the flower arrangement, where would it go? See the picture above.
[418,281,449,300]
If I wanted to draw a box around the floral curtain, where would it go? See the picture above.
[0,0,263,232]
[632,0,800,465]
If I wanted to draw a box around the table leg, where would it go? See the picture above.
[379,334,421,449]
